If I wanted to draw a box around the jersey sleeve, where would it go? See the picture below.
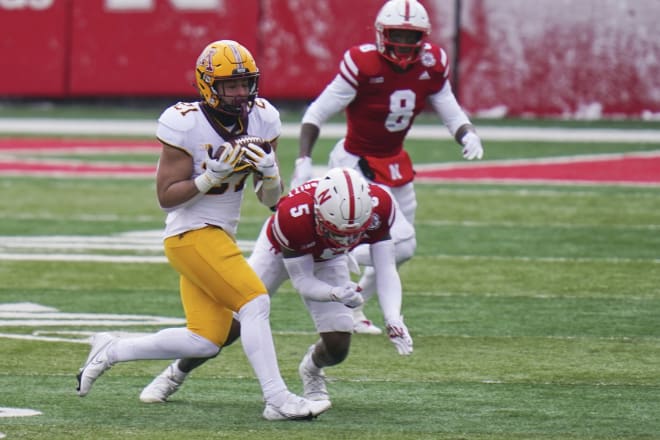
[156,102,200,152]
[250,97,282,142]
[301,50,358,127]
[364,185,396,243]
[271,194,317,253]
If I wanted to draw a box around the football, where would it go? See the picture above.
[210,135,270,173]
[227,134,271,153]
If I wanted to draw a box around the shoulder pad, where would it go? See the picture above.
[248,98,282,141]
[158,101,199,132]
[420,44,450,75]
[252,98,281,124]
[346,45,383,77]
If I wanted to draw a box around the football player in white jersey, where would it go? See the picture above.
[75,40,330,421]
[138,168,413,406]
[290,0,485,334]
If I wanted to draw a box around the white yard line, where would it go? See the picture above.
[0,118,659,142]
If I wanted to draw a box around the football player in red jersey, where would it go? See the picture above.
[140,168,413,405]
[290,0,484,334]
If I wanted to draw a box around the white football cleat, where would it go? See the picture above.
[262,392,331,421]
[353,319,382,335]
[352,307,382,334]
[76,332,116,397]
[140,361,187,403]
[298,345,330,401]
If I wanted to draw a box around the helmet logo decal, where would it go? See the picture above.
[199,47,216,73]
[404,0,410,20]
[316,188,332,205]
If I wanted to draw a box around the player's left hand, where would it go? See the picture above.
[461,132,484,160]
[386,316,413,355]
[243,142,279,180]
[329,283,364,309]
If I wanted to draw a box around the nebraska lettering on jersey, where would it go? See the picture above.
[338,43,449,158]
[267,182,395,262]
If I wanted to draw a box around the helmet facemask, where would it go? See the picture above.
[315,213,370,250]
[378,28,425,69]
[211,72,259,117]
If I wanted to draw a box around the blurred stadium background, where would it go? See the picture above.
[1,0,659,119]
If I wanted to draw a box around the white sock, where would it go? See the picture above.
[108,328,219,364]
[171,360,188,381]
[237,295,288,405]
[305,345,322,372]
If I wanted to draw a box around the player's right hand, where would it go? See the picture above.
[290,156,313,189]
[329,284,364,308]
[194,143,242,193]
[461,132,484,160]
[208,143,243,180]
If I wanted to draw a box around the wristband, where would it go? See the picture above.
[193,173,214,193]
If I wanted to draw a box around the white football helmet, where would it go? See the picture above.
[375,0,431,69]
[314,168,373,249]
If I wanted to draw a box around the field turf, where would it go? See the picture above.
[0,114,659,439]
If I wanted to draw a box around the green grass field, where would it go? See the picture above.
[1,112,659,439]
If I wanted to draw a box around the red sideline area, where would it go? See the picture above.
[415,154,660,186]
[0,138,159,151]
[1,138,659,185]
[0,138,159,177]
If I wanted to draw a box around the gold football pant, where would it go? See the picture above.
[164,226,267,346]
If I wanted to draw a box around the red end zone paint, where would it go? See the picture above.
[1,138,659,184]
[0,161,155,177]
[0,137,159,177]
[0,138,159,152]
[416,153,660,186]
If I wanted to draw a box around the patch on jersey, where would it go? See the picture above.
[369,77,385,84]
[421,51,436,68]
[367,213,382,231]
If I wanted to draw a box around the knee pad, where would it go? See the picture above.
[238,294,271,322]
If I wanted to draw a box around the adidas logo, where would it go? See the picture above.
[419,71,431,80]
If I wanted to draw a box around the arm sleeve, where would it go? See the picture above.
[428,81,472,137]
[301,74,357,127]
[282,254,336,302]
[370,239,403,323]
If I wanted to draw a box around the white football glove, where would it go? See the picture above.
[194,143,242,193]
[329,283,364,309]
[386,316,413,356]
[461,132,484,160]
[242,142,279,180]
[290,156,313,189]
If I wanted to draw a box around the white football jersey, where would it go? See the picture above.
[156,99,281,239]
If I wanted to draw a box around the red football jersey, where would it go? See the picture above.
[339,43,449,158]
[266,180,395,262]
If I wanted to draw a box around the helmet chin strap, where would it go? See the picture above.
[239,101,249,120]
[388,51,415,70]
